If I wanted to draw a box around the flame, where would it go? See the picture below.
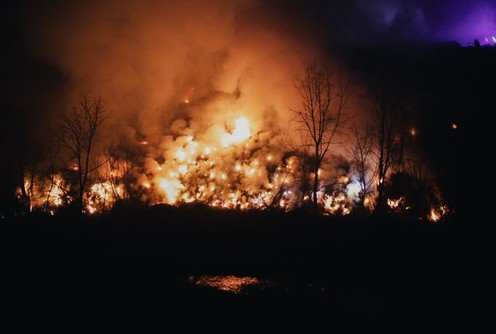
[85,181,122,214]
[50,175,66,207]
[323,192,351,216]
[147,114,294,210]
[428,205,449,222]
[387,197,404,210]
[157,177,184,204]
[221,117,251,148]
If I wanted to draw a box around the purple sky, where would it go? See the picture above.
[344,0,496,45]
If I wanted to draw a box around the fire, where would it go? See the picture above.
[146,113,295,210]
[323,192,351,216]
[428,205,449,222]
[158,178,184,204]
[387,197,404,210]
[221,117,251,148]
[85,181,122,214]
[49,175,66,208]
[191,275,260,294]
[12,108,451,219]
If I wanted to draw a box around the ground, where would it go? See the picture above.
[1,206,495,333]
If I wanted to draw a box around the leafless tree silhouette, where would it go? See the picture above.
[292,61,351,211]
[60,91,110,213]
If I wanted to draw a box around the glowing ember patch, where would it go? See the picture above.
[429,208,441,222]
[191,275,261,294]
[387,197,404,209]
[428,205,449,222]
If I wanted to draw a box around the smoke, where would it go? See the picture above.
[18,0,494,144]
[20,0,328,141]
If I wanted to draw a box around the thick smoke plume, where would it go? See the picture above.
[22,0,324,137]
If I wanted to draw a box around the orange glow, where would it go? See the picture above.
[387,197,404,210]
[191,275,261,294]
[158,178,183,204]
[85,181,122,215]
[428,205,449,222]
[323,192,351,216]
[147,113,296,210]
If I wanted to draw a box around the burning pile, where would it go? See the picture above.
[149,115,293,210]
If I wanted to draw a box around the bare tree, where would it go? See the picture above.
[60,91,110,214]
[292,62,351,211]
[105,136,143,204]
[370,80,404,214]
[277,138,315,208]
[43,129,64,212]
[345,124,375,211]
[17,148,42,213]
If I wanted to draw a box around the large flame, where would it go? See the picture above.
[149,114,295,210]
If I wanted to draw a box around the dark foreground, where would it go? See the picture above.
[1,205,495,333]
